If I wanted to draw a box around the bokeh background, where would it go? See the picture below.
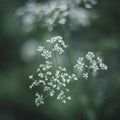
[0,0,120,120]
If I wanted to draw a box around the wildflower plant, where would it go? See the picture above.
[17,0,107,106]
[29,36,107,106]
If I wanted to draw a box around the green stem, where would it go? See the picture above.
[62,26,73,71]
[54,52,59,67]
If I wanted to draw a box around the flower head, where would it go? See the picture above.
[16,0,95,32]
[29,37,107,106]
[74,51,108,79]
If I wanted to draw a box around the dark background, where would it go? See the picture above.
[0,0,120,120]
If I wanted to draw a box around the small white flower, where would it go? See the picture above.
[72,74,78,80]
[44,86,50,92]
[38,73,44,77]
[62,99,66,103]
[74,57,85,70]
[41,49,52,59]
[29,75,33,79]
[35,93,44,106]
[97,57,102,63]
[90,60,99,72]
[86,52,95,60]
[82,73,88,79]
[37,46,52,59]
[50,90,55,97]
[37,46,44,52]
[67,96,71,100]
[99,63,108,70]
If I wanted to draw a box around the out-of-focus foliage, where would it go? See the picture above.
[0,0,120,120]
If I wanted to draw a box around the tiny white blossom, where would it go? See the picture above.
[29,75,33,79]
[90,60,99,72]
[37,46,52,59]
[35,93,44,106]
[74,57,85,70]
[97,57,108,70]
[37,46,44,52]
[49,90,55,97]
[67,96,71,100]
[72,74,78,80]
[62,99,66,103]
[99,63,108,70]
[86,52,95,60]
[82,73,88,79]
[38,73,44,77]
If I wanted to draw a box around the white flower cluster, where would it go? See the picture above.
[16,0,96,32]
[46,36,68,54]
[29,36,78,106]
[35,93,44,106]
[37,46,52,59]
[37,36,67,59]
[74,52,108,80]
[16,0,68,32]
[29,36,107,106]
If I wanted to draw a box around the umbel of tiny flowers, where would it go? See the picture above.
[37,36,68,59]
[29,36,107,106]
[29,36,78,106]
[74,52,108,80]
[16,0,97,32]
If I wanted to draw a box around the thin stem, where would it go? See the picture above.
[62,26,73,71]
[54,51,59,67]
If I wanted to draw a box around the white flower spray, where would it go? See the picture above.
[29,36,107,106]
[29,36,79,105]
[16,0,97,32]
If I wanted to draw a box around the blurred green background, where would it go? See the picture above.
[0,0,120,120]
